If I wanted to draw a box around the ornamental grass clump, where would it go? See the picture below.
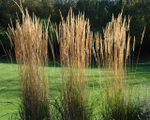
[93,12,142,120]
[54,8,93,120]
[7,3,51,120]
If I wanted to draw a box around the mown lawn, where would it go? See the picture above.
[0,60,150,119]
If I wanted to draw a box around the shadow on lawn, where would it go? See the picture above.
[125,63,150,86]
[0,79,19,97]
[0,59,61,68]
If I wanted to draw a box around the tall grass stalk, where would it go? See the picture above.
[55,8,93,120]
[7,3,51,120]
[94,12,138,119]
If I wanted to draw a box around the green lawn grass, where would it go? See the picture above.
[0,60,150,119]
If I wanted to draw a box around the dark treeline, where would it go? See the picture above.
[0,0,150,60]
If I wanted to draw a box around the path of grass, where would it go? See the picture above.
[0,60,150,119]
